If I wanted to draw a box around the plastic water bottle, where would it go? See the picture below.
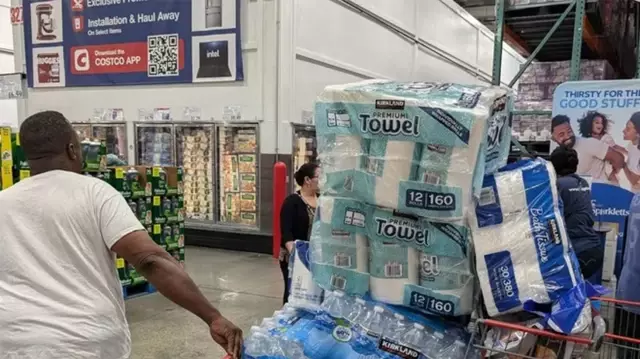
[402,323,427,352]
[245,326,283,357]
[346,297,368,324]
[321,290,346,318]
[424,331,447,358]
[383,313,409,341]
[278,336,308,359]
[361,305,386,336]
[438,339,467,359]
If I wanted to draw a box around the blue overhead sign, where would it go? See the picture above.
[24,0,244,88]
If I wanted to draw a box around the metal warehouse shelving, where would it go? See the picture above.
[488,0,640,157]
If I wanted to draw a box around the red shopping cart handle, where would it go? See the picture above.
[479,319,594,345]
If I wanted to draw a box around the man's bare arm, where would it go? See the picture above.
[111,231,242,357]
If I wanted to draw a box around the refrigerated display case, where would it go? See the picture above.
[71,123,92,141]
[291,124,317,191]
[216,124,259,228]
[135,123,174,166]
[175,123,216,226]
[92,123,127,161]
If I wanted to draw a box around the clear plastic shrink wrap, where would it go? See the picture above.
[310,80,514,317]
[471,158,605,334]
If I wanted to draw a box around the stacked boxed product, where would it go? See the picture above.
[178,128,214,221]
[97,166,185,288]
[244,80,602,358]
[513,60,615,141]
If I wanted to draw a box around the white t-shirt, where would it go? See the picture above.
[0,170,144,359]
[573,137,609,182]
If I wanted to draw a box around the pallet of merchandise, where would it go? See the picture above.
[91,166,185,299]
[1,127,13,190]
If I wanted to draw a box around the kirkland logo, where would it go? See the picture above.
[375,99,405,110]
[379,338,420,359]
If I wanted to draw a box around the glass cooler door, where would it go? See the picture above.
[135,124,174,166]
[291,124,317,191]
[216,124,259,228]
[175,124,215,225]
[92,123,128,162]
[72,123,92,141]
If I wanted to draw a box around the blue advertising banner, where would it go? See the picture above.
[24,0,243,88]
[552,80,640,278]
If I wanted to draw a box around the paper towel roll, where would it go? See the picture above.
[317,234,369,273]
[368,139,419,209]
[494,170,527,217]
[355,234,369,273]
[419,253,472,290]
[318,196,335,225]
[321,135,364,171]
[289,241,324,310]
[369,243,419,305]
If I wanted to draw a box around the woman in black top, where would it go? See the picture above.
[279,163,320,304]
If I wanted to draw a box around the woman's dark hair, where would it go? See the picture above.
[550,145,579,176]
[628,112,640,150]
[294,163,319,186]
[577,111,609,138]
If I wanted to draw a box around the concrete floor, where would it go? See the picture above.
[126,247,283,359]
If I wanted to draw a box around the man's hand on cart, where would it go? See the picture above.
[210,315,243,359]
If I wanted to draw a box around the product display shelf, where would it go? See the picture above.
[291,124,317,191]
[89,165,185,299]
[0,128,29,190]
[175,123,216,227]
[216,124,259,228]
[72,122,128,162]
[134,123,175,167]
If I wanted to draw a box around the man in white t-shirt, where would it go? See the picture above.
[551,115,624,182]
[0,111,242,359]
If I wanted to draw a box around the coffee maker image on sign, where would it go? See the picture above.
[36,3,56,41]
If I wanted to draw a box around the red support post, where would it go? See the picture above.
[272,161,287,258]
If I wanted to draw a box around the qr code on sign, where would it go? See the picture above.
[147,34,179,77]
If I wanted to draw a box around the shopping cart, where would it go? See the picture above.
[467,297,640,358]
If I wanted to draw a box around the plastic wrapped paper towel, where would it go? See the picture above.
[314,80,513,221]
[310,194,474,316]
[470,158,583,317]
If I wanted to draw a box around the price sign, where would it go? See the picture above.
[0,73,25,100]
[10,6,22,25]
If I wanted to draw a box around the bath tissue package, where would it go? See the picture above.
[315,80,513,221]
[310,194,474,316]
[470,158,583,317]
[289,240,325,311]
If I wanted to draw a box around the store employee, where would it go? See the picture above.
[0,111,243,359]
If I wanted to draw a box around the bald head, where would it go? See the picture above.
[20,111,83,174]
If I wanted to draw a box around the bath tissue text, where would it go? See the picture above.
[530,208,550,264]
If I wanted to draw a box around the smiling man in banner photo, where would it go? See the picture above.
[551,114,625,183]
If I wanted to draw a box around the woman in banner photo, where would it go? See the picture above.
[610,112,640,192]
[577,111,620,184]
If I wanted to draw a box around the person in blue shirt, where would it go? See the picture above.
[550,146,604,280]
[615,193,640,356]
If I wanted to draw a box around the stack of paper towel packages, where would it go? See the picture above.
[303,80,595,335]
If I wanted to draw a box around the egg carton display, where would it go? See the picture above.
[136,125,174,166]
[176,126,215,221]
[217,126,258,226]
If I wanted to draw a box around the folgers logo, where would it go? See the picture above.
[374,217,429,246]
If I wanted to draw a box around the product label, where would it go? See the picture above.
[456,91,481,109]
[374,217,429,247]
[408,291,455,316]
[485,250,521,313]
[359,113,419,137]
[404,189,456,211]
[378,338,421,359]
[419,107,470,144]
